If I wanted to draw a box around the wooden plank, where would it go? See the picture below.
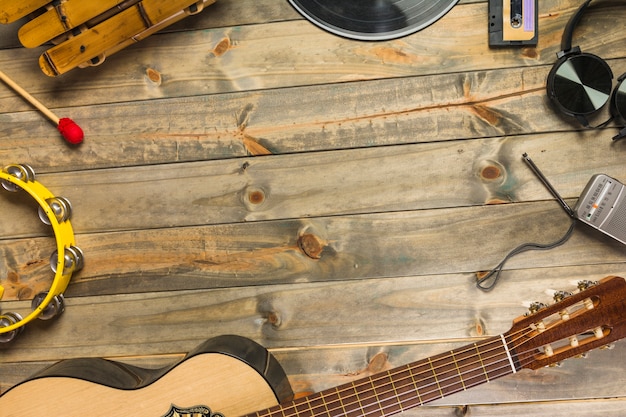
[2,263,626,361]
[3,347,626,413]
[1,57,625,171]
[2,342,626,409]
[436,399,626,417]
[1,0,625,109]
[1,134,624,238]
[1,0,625,413]
[3,199,626,300]
[0,198,626,300]
[0,268,626,404]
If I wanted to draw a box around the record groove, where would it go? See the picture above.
[287,0,459,41]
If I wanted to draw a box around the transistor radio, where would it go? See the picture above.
[573,174,626,245]
[523,153,626,246]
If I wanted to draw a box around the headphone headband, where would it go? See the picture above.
[0,164,83,343]
[561,0,593,53]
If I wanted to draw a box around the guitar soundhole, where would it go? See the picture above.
[161,404,224,417]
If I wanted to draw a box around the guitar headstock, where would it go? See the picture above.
[505,276,626,370]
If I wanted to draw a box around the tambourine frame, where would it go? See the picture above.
[0,164,81,338]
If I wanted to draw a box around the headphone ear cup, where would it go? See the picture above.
[611,74,626,141]
[547,52,614,123]
[611,74,626,121]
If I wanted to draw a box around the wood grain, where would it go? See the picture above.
[0,1,624,111]
[1,0,625,415]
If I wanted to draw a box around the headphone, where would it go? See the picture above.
[0,164,84,343]
[546,0,626,141]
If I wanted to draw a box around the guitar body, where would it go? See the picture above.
[0,335,294,417]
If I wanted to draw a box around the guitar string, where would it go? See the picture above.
[260,327,524,417]
[254,347,521,417]
[255,312,594,417]
[253,325,540,417]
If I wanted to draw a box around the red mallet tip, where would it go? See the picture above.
[57,117,84,145]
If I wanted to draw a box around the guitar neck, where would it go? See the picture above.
[250,335,519,417]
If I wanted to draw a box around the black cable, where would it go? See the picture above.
[476,220,577,291]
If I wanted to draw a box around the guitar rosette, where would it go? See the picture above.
[0,164,83,343]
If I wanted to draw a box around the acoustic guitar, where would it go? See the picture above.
[2,276,626,417]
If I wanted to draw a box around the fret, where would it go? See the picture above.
[321,390,332,417]
[293,396,314,417]
[451,341,490,390]
[404,358,441,404]
[335,387,349,416]
[427,358,444,397]
[479,338,514,381]
[406,363,424,406]
[474,341,490,382]
[372,372,403,416]
[306,392,330,417]
[352,380,382,417]
[449,350,466,391]
[386,370,405,413]
[351,381,366,417]
[339,382,363,417]
[368,377,385,416]
[259,403,289,417]
[253,335,516,417]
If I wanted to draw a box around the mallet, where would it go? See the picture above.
[0,70,84,144]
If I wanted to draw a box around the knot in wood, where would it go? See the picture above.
[7,271,19,283]
[481,165,502,180]
[455,405,470,417]
[367,352,390,374]
[242,186,269,212]
[266,310,282,329]
[212,37,231,57]
[248,189,265,205]
[17,286,33,300]
[298,233,326,260]
[145,68,162,86]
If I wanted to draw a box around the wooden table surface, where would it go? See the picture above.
[1,0,625,415]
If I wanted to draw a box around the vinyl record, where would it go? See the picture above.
[287,0,459,41]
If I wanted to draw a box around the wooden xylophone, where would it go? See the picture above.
[0,0,216,76]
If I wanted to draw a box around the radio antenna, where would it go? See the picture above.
[522,153,575,218]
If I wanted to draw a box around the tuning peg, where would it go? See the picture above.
[553,290,572,302]
[528,302,547,314]
[553,291,573,320]
[578,280,598,291]
[600,344,615,350]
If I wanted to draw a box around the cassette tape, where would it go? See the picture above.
[489,0,538,46]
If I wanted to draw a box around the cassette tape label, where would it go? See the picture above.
[524,0,535,32]
[489,0,538,46]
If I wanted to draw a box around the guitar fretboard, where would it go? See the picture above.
[250,335,519,417]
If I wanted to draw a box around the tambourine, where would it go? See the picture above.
[0,164,83,343]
